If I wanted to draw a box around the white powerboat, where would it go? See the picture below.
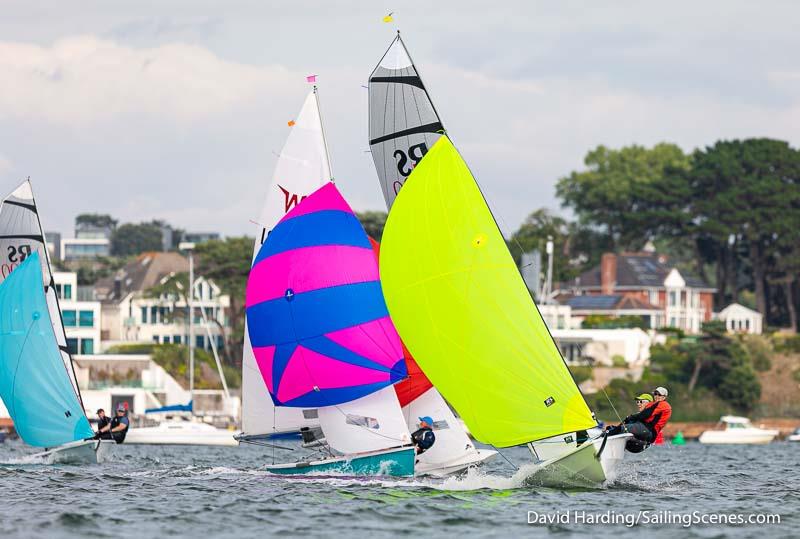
[699,416,779,445]
[787,428,800,442]
[124,417,238,446]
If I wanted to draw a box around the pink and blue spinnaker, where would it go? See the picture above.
[246,183,407,407]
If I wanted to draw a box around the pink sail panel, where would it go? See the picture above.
[246,245,379,307]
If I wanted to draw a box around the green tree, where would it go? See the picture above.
[357,211,388,241]
[689,139,800,317]
[195,237,253,366]
[717,364,761,411]
[111,221,164,256]
[556,143,690,251]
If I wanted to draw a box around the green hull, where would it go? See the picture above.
[266,447,416,477]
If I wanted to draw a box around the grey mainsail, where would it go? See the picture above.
[368,33,445,207]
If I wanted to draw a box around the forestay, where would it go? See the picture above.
[369,33,444,207]
[379,137,596,448]
[0,180,82,402]
[0,253,93,447]
[242,89,332,436]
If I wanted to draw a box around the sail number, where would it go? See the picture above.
[392,142,429,192]
[1,244,33,277]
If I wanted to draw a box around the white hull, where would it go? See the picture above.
[698,429,778,445]
[124,421,239,446]
[415,448,497,477]
[31,439,115,464]
[787,434,800,442]
[524,433,630,488]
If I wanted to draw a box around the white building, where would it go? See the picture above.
[53,271,102,355]
[61,237,111,261]
[95,252,230,351]
[73,354,238,419]
[550,328,653,367]
[716,303,763,335]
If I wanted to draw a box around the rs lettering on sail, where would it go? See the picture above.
[394,142,429,177]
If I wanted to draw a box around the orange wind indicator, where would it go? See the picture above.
[287,120,296,127]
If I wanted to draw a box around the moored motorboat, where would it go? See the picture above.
[698,416,779,445]
[124,417,238,447]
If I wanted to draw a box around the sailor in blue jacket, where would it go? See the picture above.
[411,416,436,455]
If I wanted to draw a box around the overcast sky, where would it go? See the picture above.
[1,1,799,239]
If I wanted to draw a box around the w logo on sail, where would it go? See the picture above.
[278,185,308,213]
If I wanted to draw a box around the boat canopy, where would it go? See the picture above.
[0,253,93,447]
[246,183,407,408]
[379,137,597,448]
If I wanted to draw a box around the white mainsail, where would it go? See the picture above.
[0,180,83,404]
[241,89,333,437]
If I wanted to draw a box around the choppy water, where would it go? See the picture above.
[0,438,797,538]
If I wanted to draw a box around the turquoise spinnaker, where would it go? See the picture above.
[0,253,93,447]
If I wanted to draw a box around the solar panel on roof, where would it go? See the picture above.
[566,295,620,309]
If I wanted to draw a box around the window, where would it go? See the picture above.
[80,339,94,355]
[196,335,205,349]
[62,310,77,327]
[163,336,170,344]
[668,291,677,307]
[650,290,659,306]
[160,306,169,325]
[745,319,750,330]
[670,317,677,328]
[66,338,79,355]
[141,306,148,324]
[173,335,182,345]
[63,284,72,300]
[150,306,158,324]
[152,335,159,343]
[79,310,94,327]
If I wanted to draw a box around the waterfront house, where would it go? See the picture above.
[715,303,763,335]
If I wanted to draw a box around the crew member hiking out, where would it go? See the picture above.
[606,387,671,453]
[411,416,435,455]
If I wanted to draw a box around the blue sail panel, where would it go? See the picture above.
[0,253,93,447]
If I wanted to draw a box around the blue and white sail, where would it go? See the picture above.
[0,253,93,447]
[0,180,82,400]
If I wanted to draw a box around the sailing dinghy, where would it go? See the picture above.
[246,183,415,476]
[368,33,497,475]
[239,88,333,443]
[379,138,630,488]
[0,181,113,464]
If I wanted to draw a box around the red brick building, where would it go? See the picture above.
[558,252,716,333]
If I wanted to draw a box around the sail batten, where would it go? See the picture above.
[380,137,595,448]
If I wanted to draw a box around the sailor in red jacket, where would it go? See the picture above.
[606,386,672,453]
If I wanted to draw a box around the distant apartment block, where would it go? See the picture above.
[45,231,61,261]
[557,251,716,333]
[61,237,111,260]
[53,270,101,355]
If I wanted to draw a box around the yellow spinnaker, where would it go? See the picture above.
[379,137,596,447]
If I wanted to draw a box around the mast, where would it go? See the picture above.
[313,85,334,182]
